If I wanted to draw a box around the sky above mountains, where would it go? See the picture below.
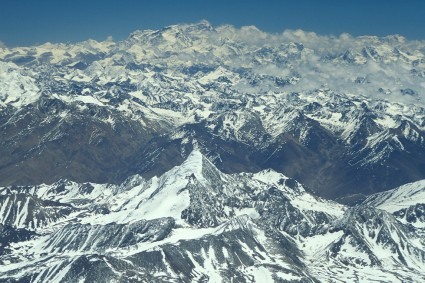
[1,0,424,47]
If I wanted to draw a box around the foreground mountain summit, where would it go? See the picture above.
[1,149,425,282]
[0,21,425,200]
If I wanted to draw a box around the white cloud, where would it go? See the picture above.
[187,24,424,105]
[2,22,424,106]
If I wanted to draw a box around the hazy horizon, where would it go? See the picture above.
[1,0,424,47]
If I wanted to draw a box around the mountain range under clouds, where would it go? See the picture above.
[0,22,425,282]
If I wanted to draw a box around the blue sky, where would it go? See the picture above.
[1,0,424,46]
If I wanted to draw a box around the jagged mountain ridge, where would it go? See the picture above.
[0,149,424,282]
[363,179,425,228]
[1,22,425,199]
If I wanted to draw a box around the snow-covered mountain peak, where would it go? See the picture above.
[1,145,425,281]
[168,147,221,183]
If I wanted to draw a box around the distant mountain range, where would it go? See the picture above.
[1,21,425,281]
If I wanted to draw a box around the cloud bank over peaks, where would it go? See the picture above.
[1,21,425,106]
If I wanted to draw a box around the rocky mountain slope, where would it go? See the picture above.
[363,179,425,228]
[0,21,425,200]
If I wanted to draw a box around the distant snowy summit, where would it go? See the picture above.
[1,21,424,105]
